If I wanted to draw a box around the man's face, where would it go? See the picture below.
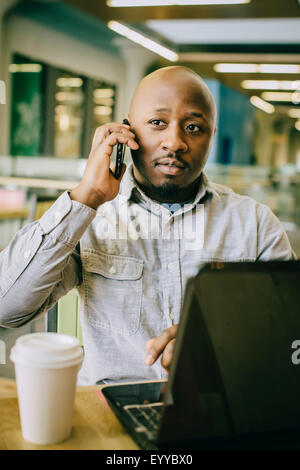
[128,72,216,202]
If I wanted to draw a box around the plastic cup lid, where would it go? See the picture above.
[10,333,83,369]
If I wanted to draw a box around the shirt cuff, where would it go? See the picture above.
[39,191,96,246]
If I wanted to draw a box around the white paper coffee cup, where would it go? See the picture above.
[10,332,83,445]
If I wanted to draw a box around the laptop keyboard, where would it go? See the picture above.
[124,402,163,440]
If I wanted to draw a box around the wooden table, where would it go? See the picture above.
[0,379,139,450]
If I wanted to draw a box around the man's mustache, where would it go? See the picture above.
[154,153,189,169]
[131,148,189,170]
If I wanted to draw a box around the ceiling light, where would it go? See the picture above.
[250,96,274,114]
[56,91,76,101]
[261,92,298,102]
[56,77,83,88]
[295,120,300,131]
[108,21,179,62]
[94,97,115,106]
[55,105,67,115]
[9,64,43,73]
[58,114,70,132]
[93,89,115,99]
[259,64,300,74]
[94,106,113,116]
[107,0,251,6]
[55,91,84,103]
[214,63,258,73]
[242,80,300,90]
[288,109,300,119]
[214,63,300,74]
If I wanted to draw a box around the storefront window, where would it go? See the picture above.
[9,54,44,156]
[9,58,117,159]
[54,73,85,158]
[92,80,116,130]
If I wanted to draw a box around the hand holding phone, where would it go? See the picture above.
[115,118,129,179]
[70,120,138,209]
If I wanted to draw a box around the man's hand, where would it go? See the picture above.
[145,324,178,373]
[70,122,139,209]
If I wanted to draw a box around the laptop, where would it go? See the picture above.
[102,261,300,449]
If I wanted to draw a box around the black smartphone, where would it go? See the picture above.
[114,118,129,179]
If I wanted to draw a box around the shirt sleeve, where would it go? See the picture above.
[256,204,297,261]
[0,191,96,328]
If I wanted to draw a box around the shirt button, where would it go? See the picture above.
[24,250,31,259]
[109,266,116,275]
[167,262,176,272]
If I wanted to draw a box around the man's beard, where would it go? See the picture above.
[148,181,181,202]
[131,150,197,202]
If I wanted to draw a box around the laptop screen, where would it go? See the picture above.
[159,261,300,443]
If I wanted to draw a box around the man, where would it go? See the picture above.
[0,66,294,385]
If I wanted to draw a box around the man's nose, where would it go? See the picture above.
[161,125,188,153]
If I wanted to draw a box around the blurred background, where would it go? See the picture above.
[0,0,299,379]
[0,0,299,252]
[0,0,299,254]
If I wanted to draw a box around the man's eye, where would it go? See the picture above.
[150,119,164,126]
[186,124,202,132]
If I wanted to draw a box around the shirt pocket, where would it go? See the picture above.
[81,250,143,335]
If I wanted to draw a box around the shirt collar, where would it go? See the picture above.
[119,163,219,209]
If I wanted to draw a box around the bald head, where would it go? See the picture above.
[129,66,217,127]
[126,65,218,203]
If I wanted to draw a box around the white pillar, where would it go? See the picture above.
[114,39,157,115]
[253,110,274,166]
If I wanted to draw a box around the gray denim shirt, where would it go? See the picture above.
[0,165,295,385]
